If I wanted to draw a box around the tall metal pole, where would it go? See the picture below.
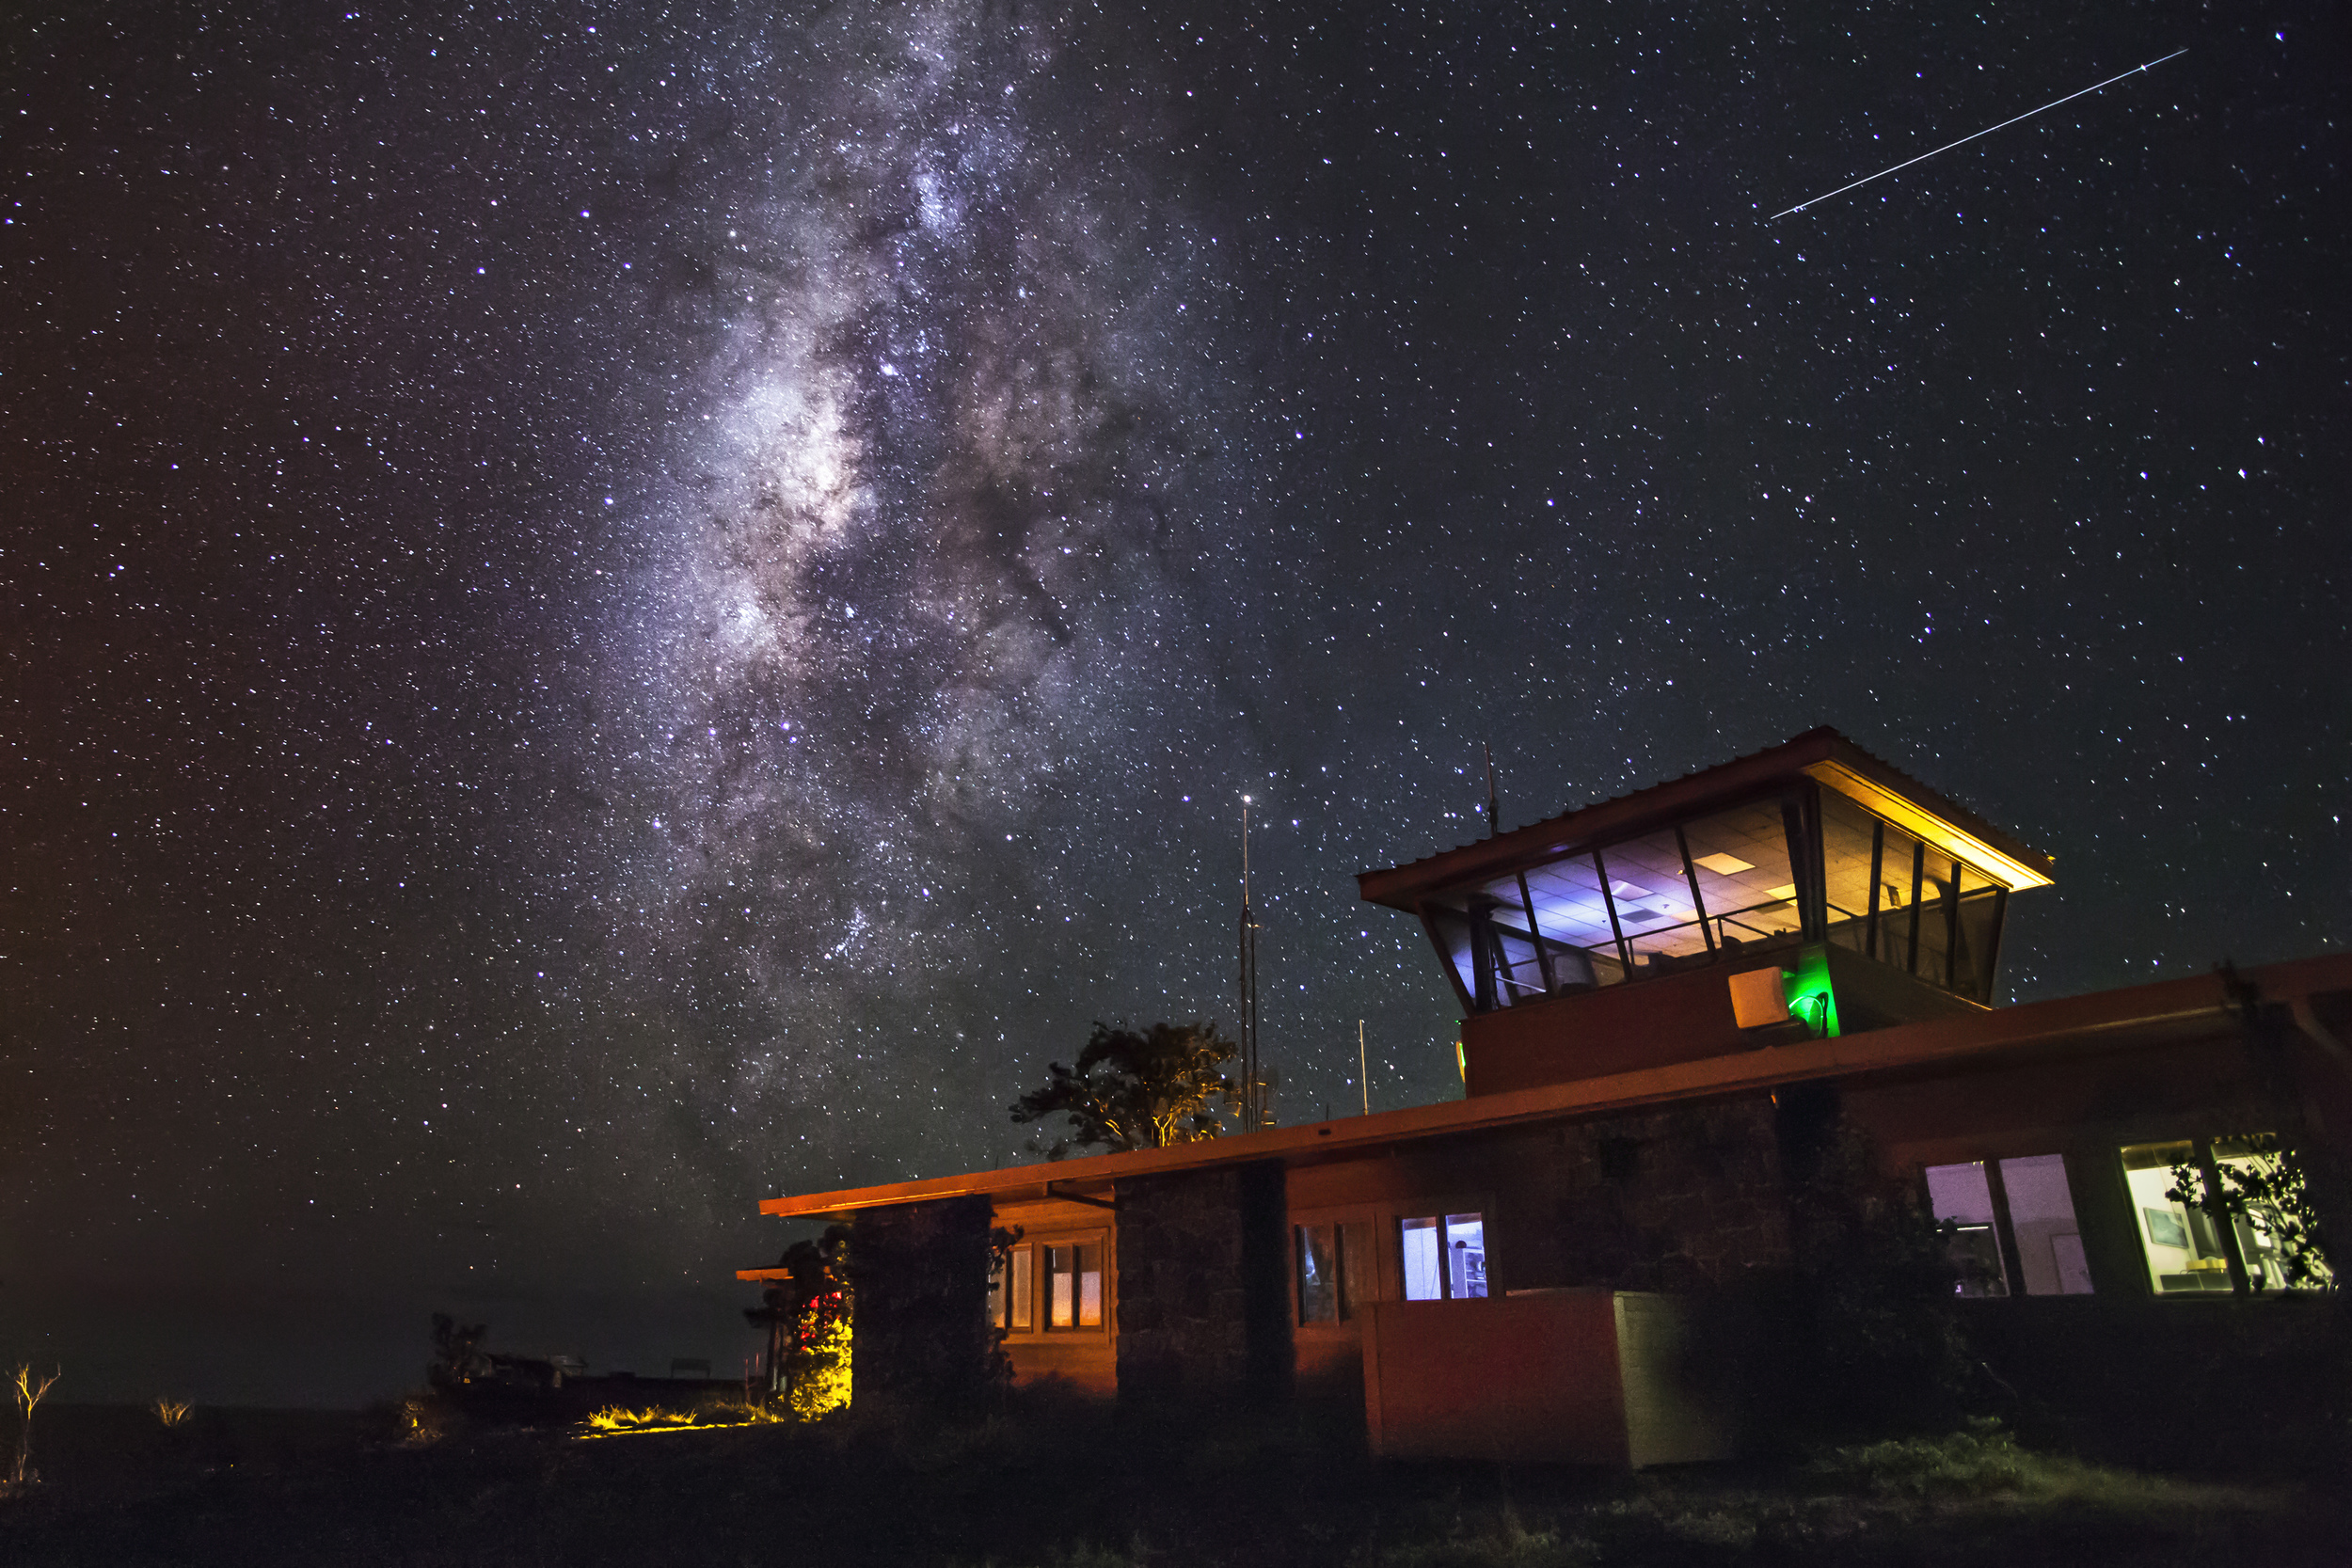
[1358,1019,1370,1117]
[1238,796,1261,1133]
[1483,743,1500,838]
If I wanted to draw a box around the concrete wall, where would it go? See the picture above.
[850,1194,1001,1410]
[1360,1291,1734,1468]
[1114,1160,1292,1403]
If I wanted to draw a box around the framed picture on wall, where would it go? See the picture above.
[2143,1207,2189,1249]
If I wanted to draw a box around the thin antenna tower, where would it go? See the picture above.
[1483,743,1500,837]
[1237,795,1262,1133]
[1358,1019,1371,1117]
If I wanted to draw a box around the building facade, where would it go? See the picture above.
[742,730,2349,1454]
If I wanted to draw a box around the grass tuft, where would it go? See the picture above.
[1808,1416,2029,1498]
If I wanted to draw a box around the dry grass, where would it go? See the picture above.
[579,1398,787,1437]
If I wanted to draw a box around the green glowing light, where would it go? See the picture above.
[1781,947,1840,1038]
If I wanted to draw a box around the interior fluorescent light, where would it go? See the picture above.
[1692,852,1754,876]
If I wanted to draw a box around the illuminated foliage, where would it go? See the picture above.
[1009,1021,1236,1160]
[8,1364,60,1487]
[2167,1135,2337,1292]
[748,1223,854,1418]
[787,1314,853,1420]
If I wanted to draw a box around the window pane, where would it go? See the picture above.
[1475,895,1547,1008]
[1820,791,1880,957]
[1680,800,1800,956]
[1914,856,1962,990]
[1924,1161,2010,1297]
[1010,1243,1033,1330]
[1515,855,1624,991]
[988,1254,1009,1329]
[2212,1136,2335,1291]
[1445,1212,1488,1299]
[2120,1141,2233,1293]
[1048,1245,1076,1328]
[1401,1216,1444,1301]
[1997,1155,2091,1296]
[1424,907,1479,1007]
[1077,1244,1104,1328]
[1954,867,2002,1002]
[1297,1225,1338,1323]
[1872,827,1926,971]
[1604,832,1713,978]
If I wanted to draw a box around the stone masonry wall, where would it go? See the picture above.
[1115,1160,1292,1403]
[850,1194,999,1410]
[1533,1096,1794,1291]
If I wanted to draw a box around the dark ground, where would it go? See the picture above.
[1,1398,2344,1567]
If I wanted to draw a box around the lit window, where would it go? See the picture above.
[1297,1224,1340,1323]
[1045,1243,1103,1329]
[1296,1220,1373,1323]
[2122,1137,2335,1295]
[2122,1141,2233,1293]
[1400,1212,1487,1301]
[1445,1213,1488,1298]
[1820,791,2006,1001]
[1998,1154,2093,1295]
[1010,1243,1034,1330]
[2213,1136,2333,1292]
[1924,1156,2092,1297]
[1924,1162,2009,1297]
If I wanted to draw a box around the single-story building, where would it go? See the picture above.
[742,729,2349,1461]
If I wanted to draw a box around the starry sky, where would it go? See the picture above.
[5,1,2344,1406]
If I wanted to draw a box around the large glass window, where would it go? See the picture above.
[1423,799,1801,1010]
[2123,1137,2336,1294]
[1601,829,1713,978]
[2214,1136,2337,1291]
[1677,800,1800,956]
[1400,1212,1486,1301]
[1820,790,2003,1001]
[2122,1141,2234,1293]
[995,1238,1109,1334]
[1924,1155,2092,1297]
[1998,1154,2093,1295]
[1419,785,2009,1013]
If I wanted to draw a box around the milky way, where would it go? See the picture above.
[612,2,1263,1171]
[5,1,2344,1403]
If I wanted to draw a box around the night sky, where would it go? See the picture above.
[5,1,2344,1407]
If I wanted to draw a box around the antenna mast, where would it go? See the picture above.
[1238,796,1262,1133]
[1483,743,1500,837]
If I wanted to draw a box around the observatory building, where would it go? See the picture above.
[743,729,2348,1463]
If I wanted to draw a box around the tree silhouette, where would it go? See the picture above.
[1009,1021,1236,1160]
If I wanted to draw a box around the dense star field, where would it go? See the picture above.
[5,2,2345,1405]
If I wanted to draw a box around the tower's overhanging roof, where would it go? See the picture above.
[1357,727,2053,911]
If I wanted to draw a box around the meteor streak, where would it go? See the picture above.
[1771,49,2186,220]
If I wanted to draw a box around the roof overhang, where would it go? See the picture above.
[748,951,2352,1225]
[1357,728,2053,910]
